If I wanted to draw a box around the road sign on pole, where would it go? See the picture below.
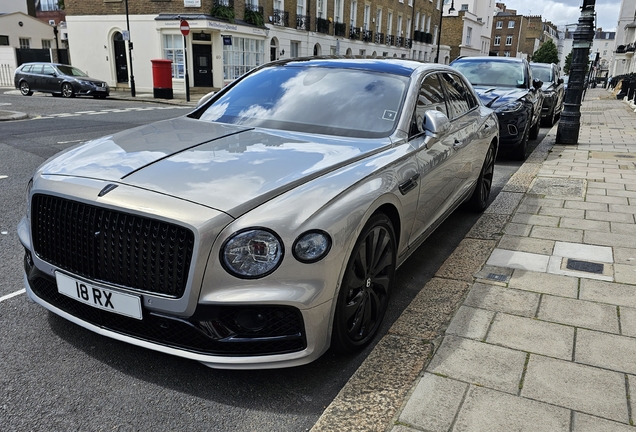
[180,20,190,36]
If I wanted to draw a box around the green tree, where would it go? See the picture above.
[532,39,559,64]
[563,52,572,74]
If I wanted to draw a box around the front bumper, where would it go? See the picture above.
[74,82,110,96]
[22,252,332,369]
[495,110,530,149]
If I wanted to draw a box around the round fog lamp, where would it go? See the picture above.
[293,230,331,263]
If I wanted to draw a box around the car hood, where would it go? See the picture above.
[541,82,556,92]
[39,117,388,217]
[472,86,529,110]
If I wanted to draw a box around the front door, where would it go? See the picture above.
[193,44,212,87]
[113,32,128,83]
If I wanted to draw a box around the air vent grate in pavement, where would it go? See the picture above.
[486,273,508,282]
[566,259,604,274]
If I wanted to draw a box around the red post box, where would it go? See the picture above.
[151,59,173,99]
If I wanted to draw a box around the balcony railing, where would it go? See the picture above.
[272,9,289,27]
[386,34,394,46]
[297,14,310,31]
[349,27,361,40]
[245,2,261,12]
[406,38,412,49]
[375,32,385,44]
[424,32,433,44]
[334,22,346,37]
[316,17,330,34]
[362,29,373,42]
[396,36,405,47]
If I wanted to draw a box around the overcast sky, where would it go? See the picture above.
[500,0,620,32]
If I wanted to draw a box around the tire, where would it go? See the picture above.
[331,214,396,354]
[513,121,530,161]
[61,83,75,98]
[529,114,540,140]
[19,81,33,96]
[466,141,496,212]
[541,108,556,127]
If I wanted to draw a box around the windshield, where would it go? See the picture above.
[197,66,409,138]
[530,65,552,83]
[56,65,88,77]
[452,60,526,88]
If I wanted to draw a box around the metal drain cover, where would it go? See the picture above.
[566,259,604,274]
[487,273,508,282]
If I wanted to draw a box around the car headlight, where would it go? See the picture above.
[77,80,93,86]
[221,228,283,278]
[293,230,331,263]
[26,178,33,218]
[495,101,524,113]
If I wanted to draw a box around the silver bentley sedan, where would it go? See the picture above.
[19,58,498,369]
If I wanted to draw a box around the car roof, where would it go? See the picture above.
[452,56,526,64]
[263,56,442,77]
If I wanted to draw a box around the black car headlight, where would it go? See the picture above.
[221,228,283,278]
[495,101,524,113]
[77,79,93,86]
[293,230,331,263]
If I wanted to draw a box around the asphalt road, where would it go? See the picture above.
[0,91,548,431]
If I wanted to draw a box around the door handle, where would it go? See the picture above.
[398,173,420,195]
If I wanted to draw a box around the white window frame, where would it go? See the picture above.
[19,38,30,49]
[505,35,512,45]
[223,37,265,80]
[387,12,393,35]
[508,20,515,28]
[504,51,510,57]
[376,8,383,33]
[274,0,283,10]
[397,15,403,36]
[335,0,343,22]
[163,34,184,78]
[363,4,370,30]
[406,18,412,37]
[317,0,326,18]
[496,21,502,29]
[466,26,472,45]
[42,39,52,49]
[350,1,357,27]
[297,0,305,16]
[494,35,500,46]
[290,41,300,57]
[415,12,420,31]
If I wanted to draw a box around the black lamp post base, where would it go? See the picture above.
[555,109,582,144]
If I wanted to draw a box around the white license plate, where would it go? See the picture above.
[56,272,142,320]
[96,87,106,91]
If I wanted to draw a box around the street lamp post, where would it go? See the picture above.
[124,0,136,97]
[556,0,596,144]
[435,0,455,63]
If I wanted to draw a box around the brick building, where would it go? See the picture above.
[439,0,495,63]
[61,0,451,94]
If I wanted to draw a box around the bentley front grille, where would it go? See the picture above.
[31,194,195,298]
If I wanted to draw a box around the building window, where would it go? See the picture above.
[460,4,468,10]
[42,39,52,49]
[504,51,510,57]
[317,0,325,18]
[223,37,265,80]
[38,0,59,11]
[387,12,393,35]
[334,0,343,22]
[350,1,357,27]
[363,4,370,30]
[397,15,403,36]
[496,21,502,29]
[163,35,184,78]
[297,0,305,16]
[505,35,512,45]
[376,8,383,33]
[466,27,472,46]
[0,35,9,46]
[494,36,500,46]
[408,0,413,6]
[290,40,299,57]
[19,38,30,49]
[508,21,515,28]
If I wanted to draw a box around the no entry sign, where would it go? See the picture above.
[180,20,190,36]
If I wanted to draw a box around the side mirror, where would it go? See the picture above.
[558,77,564,85]
[196,91,216,108]
[532,78,543,90]
[422,109,451,136]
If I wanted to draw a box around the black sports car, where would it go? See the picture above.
[451,57,544,160]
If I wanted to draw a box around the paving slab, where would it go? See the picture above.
[427,335,526,394]
[584,231,636,248]
[508,269,579,298]
[503,222,532,236]
[586,210,635,223]
[486,313,574,360]
[486,249,550,273]
[538,295,619,333]
[580,279,636,308]
[619,306,636,337]
[445,306,495,340]
[552,241,613,262]
[463,282,541,317]
[512,213,560,227]
[452,386,570,432]
[572,412,635,432]
[521,355,629,423]
[614,263,636,285]
[576,329,636,375]
[530,226,584,243]
[497,235,554,255]
[397,373,467,432]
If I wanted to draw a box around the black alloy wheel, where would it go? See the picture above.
[20,81,33,96]
[61,83,75,98]
[331,214,396,353]
[467,141,496,212]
